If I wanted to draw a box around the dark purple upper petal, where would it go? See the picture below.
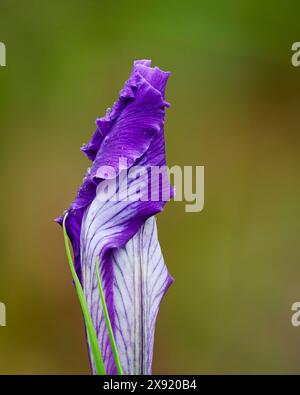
[56,60,172,283]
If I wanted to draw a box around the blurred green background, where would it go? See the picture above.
[0,0,300,374]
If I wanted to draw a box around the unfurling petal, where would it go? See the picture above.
[56,60,172,284]
[82,193,173,374]
[113,218,173,374]
[81,169,173,373]
[56,60,173,375]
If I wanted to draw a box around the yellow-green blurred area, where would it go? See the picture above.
[0,0,300,374]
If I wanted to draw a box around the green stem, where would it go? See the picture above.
[62,213,106,375]
[96,256,124,375]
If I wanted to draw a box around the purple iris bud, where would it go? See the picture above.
[56,60,173,374]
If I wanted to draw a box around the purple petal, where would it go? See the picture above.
[56,60,172,283]
[56,60,173,374]
[112,217,173,374]
[81,194,173,374]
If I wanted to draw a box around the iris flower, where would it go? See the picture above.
[56,60,173,375]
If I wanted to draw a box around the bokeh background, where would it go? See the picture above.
[0,0,300,374]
